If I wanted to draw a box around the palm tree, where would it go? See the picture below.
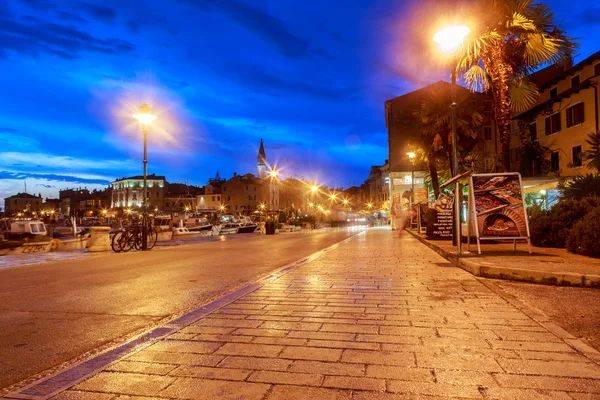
[456,0,576,171]
[413,87,483,198]
[582,131,600,172]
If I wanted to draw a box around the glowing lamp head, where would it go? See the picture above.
[330,194,337,200]
[311,185,318,192]
[540,190,547,195]
[434,25,470,53]
[309,202,314,207]
[133,103,157,127]
[343,199,349,205]
[219,205,225,211]
[268,169,279,178]
[407,152,416,159]
[367,203,373,208]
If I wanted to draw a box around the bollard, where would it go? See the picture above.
[88,227,112,252]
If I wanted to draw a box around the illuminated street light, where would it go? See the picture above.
[329,193,337,201]
[268,168,279,178]
[133,103,157,251]
[434,25,469,253]
[343,199,349,206]
[367,203,373,210]
[433,25,470,53]
[309,202,314,207]
[311,185,318,193]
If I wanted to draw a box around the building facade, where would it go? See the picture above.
[512,52,600,179]
[111,174,166,209]
[3,193,42,214]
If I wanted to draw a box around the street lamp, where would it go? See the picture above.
[133,103,157,250]
[268,168,279,178]
[434,25,469,253]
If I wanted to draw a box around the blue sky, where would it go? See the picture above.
[1,0,599,208]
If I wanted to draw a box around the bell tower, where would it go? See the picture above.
[257,138,267,178]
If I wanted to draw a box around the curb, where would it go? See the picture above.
[407,230,600,288]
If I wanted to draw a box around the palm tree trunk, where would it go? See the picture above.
[487,46,514,172]
[428,154,440,199]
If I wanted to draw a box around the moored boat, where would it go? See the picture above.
[172,227,201,239]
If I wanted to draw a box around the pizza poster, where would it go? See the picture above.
[470,173,529,239]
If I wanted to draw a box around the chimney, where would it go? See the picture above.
[234,172,237,177]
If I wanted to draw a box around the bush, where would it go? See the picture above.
[567,207,600,257]
[528,198,600,248]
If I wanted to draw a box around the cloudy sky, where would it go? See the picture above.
[1,0,598,208]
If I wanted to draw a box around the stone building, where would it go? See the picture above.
[111,174,166,209]
[3,193,42,215]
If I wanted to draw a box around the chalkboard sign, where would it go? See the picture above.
[427,209,453,240]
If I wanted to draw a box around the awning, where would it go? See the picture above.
[521,177,559,193]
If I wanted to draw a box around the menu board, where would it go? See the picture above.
[426,194,454,240]
[419,203,428,234]
[470,173,529,239]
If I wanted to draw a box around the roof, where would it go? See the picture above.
[534,51,600,90]
[385,81,473,109]
[4,193,41,200]
[513,78,597,120]
[258,138,267,165]
[113,174,166,182]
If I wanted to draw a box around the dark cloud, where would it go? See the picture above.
[0,127,19,133]
[0,171,110,185]
[185,0,312,58]
[36,183,55,188]
[57,11,87,23]
[224,62,357,100]
[78,1,115,24]
[0,18,136,59]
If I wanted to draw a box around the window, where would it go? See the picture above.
[484,157,494,172]
[245,185,248,190]
[166,202,170,207]
[254,186,256,192]
[235,205,238,210]
[223,186,226,192]
[212,196,215,201]
[549,86,558,98]
[228,196,231,201]
[248,195,252,200]
[529,122,538,141]
[545,112,561,135]
[483,126,492,141]
[510,147,521,164]
[254,195,256,200]
[551,151,560,172]
[572,145,583,167]
[156,192,159,197]
[218,196,220,201]
[571,74,580,87]
[566,102,584,127]
[595,63,600,77]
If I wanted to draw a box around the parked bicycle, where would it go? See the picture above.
[111,223,157,253]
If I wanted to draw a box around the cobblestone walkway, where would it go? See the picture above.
[51,230,600,399]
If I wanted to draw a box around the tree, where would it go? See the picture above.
[456,0,576,171]
[413,87,483,198]
[582,131,600,172]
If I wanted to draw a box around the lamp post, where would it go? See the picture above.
[434,25,470,253]
[133,104,157,250]
[407,152,416,209]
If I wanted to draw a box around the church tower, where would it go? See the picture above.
[257,138,267,178]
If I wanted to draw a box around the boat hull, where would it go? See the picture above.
[0,240,54,255]
[53,236,89,251]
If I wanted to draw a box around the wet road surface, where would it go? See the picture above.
[0,229,356,391]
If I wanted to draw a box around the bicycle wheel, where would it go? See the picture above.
[120,230,134,252]
[147,228,158,250]
[111,231,124,253]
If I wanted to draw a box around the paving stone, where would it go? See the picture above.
[192,333,254,343]
[365,365,432,382]
[287,331,356,341]
[168,365,251,380]
[248,370,323,386]
[265,385,351,400]
[280,346,343,362]
[51,391,115,400]
[126,351,224,366]
[323,375,386,391]
[386,380,484,398]
[289,360,365,376]
[159,378,270,400]
[320,323,378,334]
[217,356,292,371]
[105,360,177,375]
[341,350,416,367]
[73,372,174,397]
[215,343,284,357]
[195,318,263,328]
[147,340,223,354]
[253,336,309,346]
[494,374,600,393]
[181,326,237,335]
[483,387,573,400]
[489,340,574,352]
[307,339,380,350]
[496,359,600,378]
[416,353,503,372]
[356,334,420,345]
[259,320,323,331]
[232,328,289,337]
[433,369,499,387]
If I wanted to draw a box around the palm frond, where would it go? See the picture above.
[522,33,562,65]
[509,78,539,113]
[463,64,490,92]
[507,12,537,32]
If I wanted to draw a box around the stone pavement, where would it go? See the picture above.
[27,229,600,399]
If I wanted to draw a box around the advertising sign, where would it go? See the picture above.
[426,194,454,240]
[470,173,530,240]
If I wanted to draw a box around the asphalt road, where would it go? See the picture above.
[0,229,356,391]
